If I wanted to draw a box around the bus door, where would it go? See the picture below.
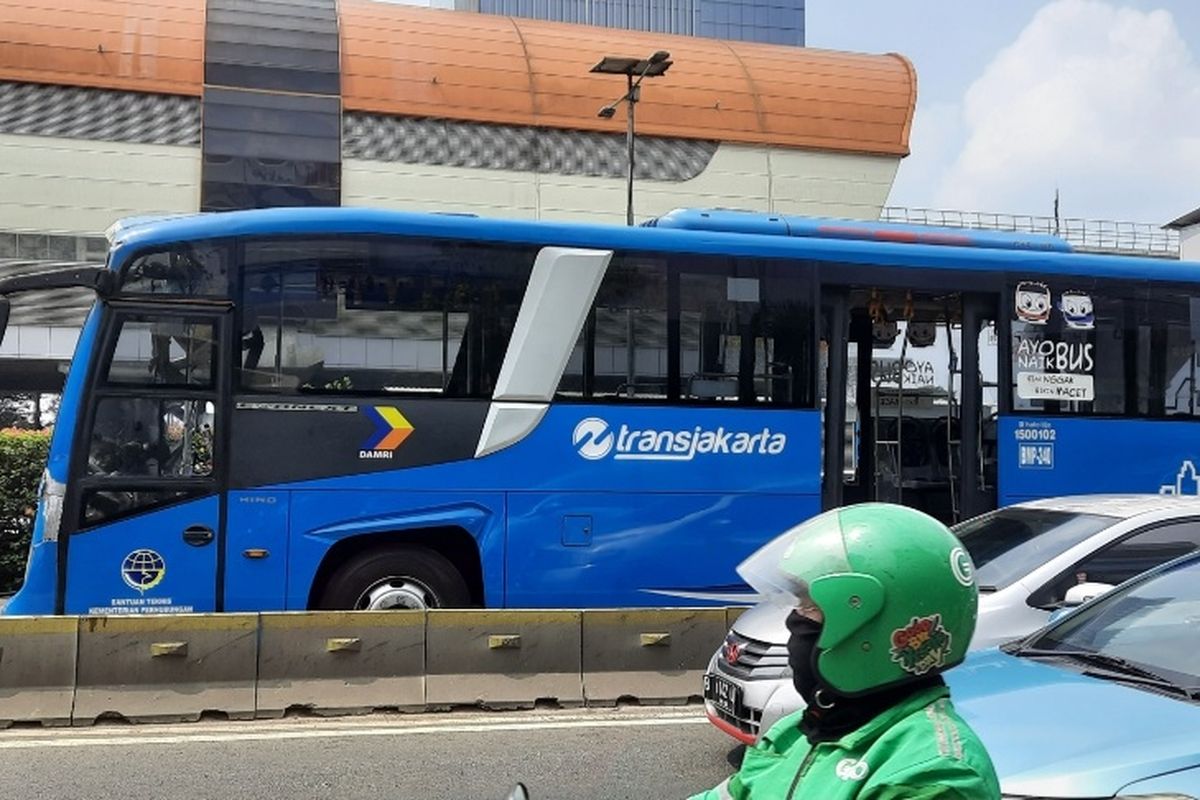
[62,303,230,615]
[822,287,997,524]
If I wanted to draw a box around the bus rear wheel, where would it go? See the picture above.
[317,545,471,610]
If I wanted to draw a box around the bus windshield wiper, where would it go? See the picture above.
[1017,647,1200,699]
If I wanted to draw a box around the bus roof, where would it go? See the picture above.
[105,206,1200,285]
[643,208,1073,253]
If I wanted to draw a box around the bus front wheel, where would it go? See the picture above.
[318,545,471,610]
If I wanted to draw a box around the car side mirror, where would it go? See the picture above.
[1063,581,1114,607]
[505,784,530,800]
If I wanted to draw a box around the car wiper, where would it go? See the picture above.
[1016,647,1200,699]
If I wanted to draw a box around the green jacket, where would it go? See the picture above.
[690,686,1000,800]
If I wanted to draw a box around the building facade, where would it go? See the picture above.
[471,0,805,46]
[0,0,909,389]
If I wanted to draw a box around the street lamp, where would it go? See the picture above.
[591,50,672,226]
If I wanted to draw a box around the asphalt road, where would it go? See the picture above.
[0,706,739,800]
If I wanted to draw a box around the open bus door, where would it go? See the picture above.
[822,287,998,524]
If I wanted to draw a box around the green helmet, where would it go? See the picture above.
[738,503,978,696]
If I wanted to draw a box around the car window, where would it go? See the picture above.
[951,509,1117,591]
[1030,556,1200,688]
[1033,520,1200,606]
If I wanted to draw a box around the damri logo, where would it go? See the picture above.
[572,417,787,462]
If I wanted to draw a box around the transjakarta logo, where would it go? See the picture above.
[572,417,787,462]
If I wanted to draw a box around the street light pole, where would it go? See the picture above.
[591,51,672,226]
[625,74,636,227]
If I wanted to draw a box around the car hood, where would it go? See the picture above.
[947,649,1200,798]
[729,600,791,643]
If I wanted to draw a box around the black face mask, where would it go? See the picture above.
[785,609,823,706]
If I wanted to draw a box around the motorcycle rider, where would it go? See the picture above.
[690,503,1000,799]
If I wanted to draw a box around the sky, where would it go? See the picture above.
[807,0,1200,224]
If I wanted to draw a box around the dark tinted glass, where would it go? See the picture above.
[106,317,216,387]
[120,242,230,296]
[82,489,203,527]
[238,236,536,396]
[558,254,813,406]
[1011,280,1123,415]
[87,398,216,478]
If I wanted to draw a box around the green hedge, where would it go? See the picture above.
[0,428,50,594]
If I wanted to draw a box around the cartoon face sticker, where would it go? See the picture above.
[889,614,953,676]
[1015,282,1051,325]
[1059,291,1094,330]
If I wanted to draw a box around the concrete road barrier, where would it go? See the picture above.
[582,609,727,704]
[257,610,425,717]
[73,614,258,725]
[426,610,583,709]
[0,616,78,727]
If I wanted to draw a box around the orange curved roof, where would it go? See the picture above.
[339,2,916,156]
[0,0,205,96]
[0,0,916,156]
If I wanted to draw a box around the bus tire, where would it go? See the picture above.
[317,545,471,610]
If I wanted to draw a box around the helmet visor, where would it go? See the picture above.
[737,509,853,609]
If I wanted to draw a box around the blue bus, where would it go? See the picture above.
[2,206,1199,615]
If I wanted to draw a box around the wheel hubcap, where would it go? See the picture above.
[357,577,437,610]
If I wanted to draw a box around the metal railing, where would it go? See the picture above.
[882,207,1181,259]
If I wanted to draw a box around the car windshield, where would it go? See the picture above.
[1026,555,1200,689]
[951,508,1117,591]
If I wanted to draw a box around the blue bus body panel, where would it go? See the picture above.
[281,406,820,608]
[225,490,291,612]
[999,415,1200,504]
[5,305,102,615]
[63,496,220,615]
[506,491,818,607]
[267,406,820,495]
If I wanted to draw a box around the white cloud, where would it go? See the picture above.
[930,0,1200,223]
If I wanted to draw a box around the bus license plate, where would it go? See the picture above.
[704,673,742,717]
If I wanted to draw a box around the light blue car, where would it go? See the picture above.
[946,549,1200,799]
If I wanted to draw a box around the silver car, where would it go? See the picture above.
[703,494,1200,744]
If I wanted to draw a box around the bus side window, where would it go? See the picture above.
[558,254,812,406]
[87,398,215,478]
[1135,288,1200,417]
[120,243,229,297]
[106,317,216,387]
[237,237,534,397]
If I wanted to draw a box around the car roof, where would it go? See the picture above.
[1011,493,1200,520]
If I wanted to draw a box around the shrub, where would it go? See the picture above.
[0,428,51,594]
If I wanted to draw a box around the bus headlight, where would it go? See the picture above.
[40,470,65,543]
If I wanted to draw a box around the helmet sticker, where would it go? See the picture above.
[949,546,974,587]
[890,614,953,675]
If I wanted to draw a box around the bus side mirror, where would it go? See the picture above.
[0,297,10,347]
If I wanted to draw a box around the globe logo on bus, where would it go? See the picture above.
[573,417,614,460]
[121,549,166,594]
